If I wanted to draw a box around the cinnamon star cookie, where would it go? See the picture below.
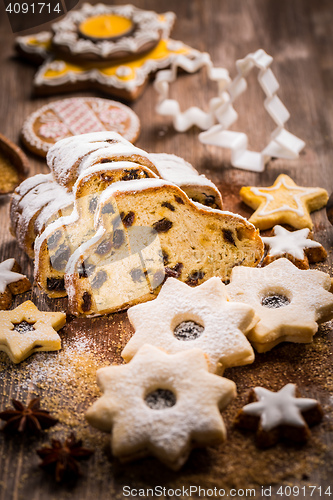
[234,384,323,448]
[86,344,236,470]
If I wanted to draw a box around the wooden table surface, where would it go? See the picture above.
[0,1,333,499]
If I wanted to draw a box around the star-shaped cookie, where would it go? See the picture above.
[0,301,66,363]
[86,344,236,470]
[240,174,328,229]
[262,225,327,269]
[235,384,323,447]
[0,259,31,310]
[226,258,333,352]
[122,277,257,373]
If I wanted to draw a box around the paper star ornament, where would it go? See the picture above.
[0,301,65,363]
[226,258,333,352]
[86,344,236,470]
[199,49,305,172]
[122,277,256,373]
[240,174,328,230]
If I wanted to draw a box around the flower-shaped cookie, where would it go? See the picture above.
[122,277,257,373]
[240,174,328,230]
[226,258,333,352]
[86,344,236,470]
[234,384,323,447]
[262,225,327,269]
[0,301,65,363]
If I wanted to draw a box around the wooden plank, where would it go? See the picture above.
[0,1,333,499]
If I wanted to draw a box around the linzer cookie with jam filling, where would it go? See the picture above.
[0,259,31,310]
[123,277,256,374]
[21,98,140,158]
[261,225,327,269]
[240,174,328,230]
[226,258,333,352]
[0,301,65,363]
[65,178,263,316]
[234,384,324,448]
[86,344,236,470]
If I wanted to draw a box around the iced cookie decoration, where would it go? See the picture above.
[0,133,29,194]
[240,174,329,230]
[14,5,202,101]
[123,277,256,374]
[51,4,175,62]
[64,178,263,316]
[234,384,323,448]
[0,259,31,310]
[262,225,327,269]
[86,344,236,470]
[226,258,333,352]
[0,301,65,363]
[21,98,140,158]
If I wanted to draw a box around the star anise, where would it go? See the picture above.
[0,398,58,434]
[37,433,94,482]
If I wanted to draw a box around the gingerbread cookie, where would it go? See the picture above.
[0,259,31,310]
[262,225,327,269]
[240,174,328,230]
[21,98,140,158]
[123,277,256,374]
[86,344,236,470]
[0,301,65,363]
[234,384,323,448]
[51,4,175,62]
[226,258,333,352]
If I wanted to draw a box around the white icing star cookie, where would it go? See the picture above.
[240,174,328,229]
[0,259,25,294]
[0,301,65,363]
[262,225,326,269]
[235,383,323,447]
[0,259,31,310]
[122,277,256,373]
[86,344,236,470]
[226,258,333,352]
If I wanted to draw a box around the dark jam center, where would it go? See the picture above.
[13,321,35,333]
[173,320,204,341]
[261,294,290,309]
[145,389,176,410]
